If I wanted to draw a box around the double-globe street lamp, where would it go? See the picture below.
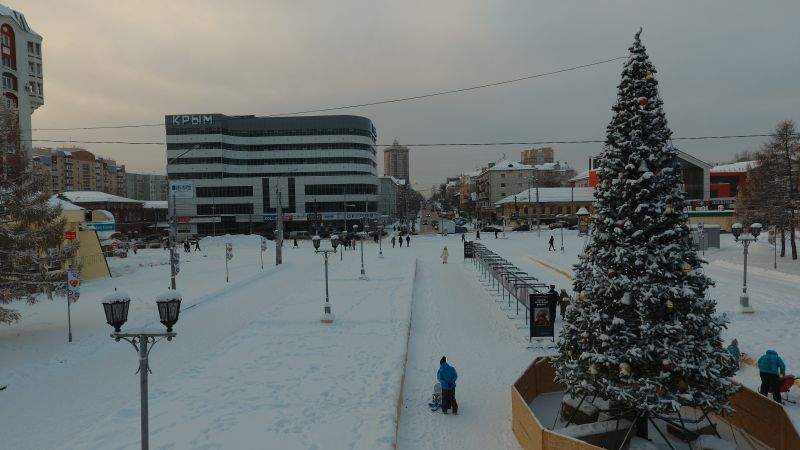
[353,224,367,280]
[313,234,340,323]
[731,222,762,313]
[102,290,182,450]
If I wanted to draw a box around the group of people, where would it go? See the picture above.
[390,235,412,248]
[182,237,201,252]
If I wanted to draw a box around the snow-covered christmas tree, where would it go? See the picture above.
[0,107,77,324]
[555,30,738,422]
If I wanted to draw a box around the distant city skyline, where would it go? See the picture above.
[14,0,800,192]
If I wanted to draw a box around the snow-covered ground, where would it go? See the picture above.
[0,229,798,449]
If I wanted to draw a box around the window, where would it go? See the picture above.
[500,183,506,188]
[27,42,33,53]
[35,43,40,55]
[29,62,35,75]
[36,63,41,75]
[2,55,11,68]
[196,186,253,198]
[500,173,506,178]
[2,75,13,90]
[1,35,9,46]
[304,184,377,196]
[501,193,506,197]
[197,203,253,215]
[37,83,42,95]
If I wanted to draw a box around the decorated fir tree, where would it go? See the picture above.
[555,30,738,422]
[0,107,77,324]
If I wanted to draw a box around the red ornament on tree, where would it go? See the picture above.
[638,97,649,106]
[608,270,618,278]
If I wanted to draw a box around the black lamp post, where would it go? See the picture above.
[378,224,384,259]
[102,290,180,450]
[314,234,339,323]
[354,224,367,280]
[731,222,761,313]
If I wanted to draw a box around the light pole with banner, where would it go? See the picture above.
[260,236,267,270]
[378,224,384,258]
[354,224,367,280]
[167,144,200,290]
[66,269,80,342]
[731,222,762,313]
[225,242,233,282]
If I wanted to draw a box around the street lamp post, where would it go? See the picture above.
[731,222,762,313]
[166,144,201,290]
[102,290,181,450]
[354,224,367,280]
[559,220,565,252]
[313,234,339,323]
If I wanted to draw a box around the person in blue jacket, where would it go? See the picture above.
[437,356,458,415]
[757,349,786,404]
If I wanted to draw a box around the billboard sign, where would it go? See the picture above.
[67,270,81,303]
[530,292,554,341]
[169,181,194,198]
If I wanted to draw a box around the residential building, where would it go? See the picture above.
[494,187,595,226]
[31,148,127,196]
[127,172,168,201]
[0,5,43,152]
[383,140,410,183]
[165,114,379,236]
[520,146,554,165]
[710,160,758,201]
[476,160,537,221]
[58,191,146,237]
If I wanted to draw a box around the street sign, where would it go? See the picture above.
[261,238,267,252]
[64,231,77,240]
[190,216,221,223]
[175,217,191,223]
[172,252,180,274]
[226,243,233,260]
[67,270,80,303]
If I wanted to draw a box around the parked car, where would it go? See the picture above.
[481,226,502,233]
[513,224,530,232]
[421,220,428,225]
[548,222,564,230]
[454,226,468,234]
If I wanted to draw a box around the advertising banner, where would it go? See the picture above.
[67,270,81,303]
[169,181,194,198]
[530,292,554,340]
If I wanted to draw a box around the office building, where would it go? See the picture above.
[383,140,410,183]
[521,147,554,165]
[0,5,43,152]
[165,114,379,236]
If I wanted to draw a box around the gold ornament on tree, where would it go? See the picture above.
[619,362,631,376]
[645,71,654,80]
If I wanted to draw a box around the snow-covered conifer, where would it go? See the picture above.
[555,30,738,420]
[0,107,77,323]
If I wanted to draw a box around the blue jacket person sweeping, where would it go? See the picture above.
[758,349,786,404]
[437,356,458,415]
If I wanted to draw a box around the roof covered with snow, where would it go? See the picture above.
[48,195,84,211]
[143,201,168,209]
[0,5,39,36]
[569,170,591,182]
[711,160,759,173]
[485,160,533,172]
[495,187,595,204]
[462,169,482,178]
[61,191,142,204]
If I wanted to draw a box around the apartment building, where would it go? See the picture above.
[31,148,126,196]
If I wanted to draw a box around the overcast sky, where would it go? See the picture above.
[16,0,800,193]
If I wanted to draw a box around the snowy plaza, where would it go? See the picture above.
[0,229,797,449]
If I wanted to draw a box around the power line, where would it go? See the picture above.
[24,57,627,132]
[28,133,795,147]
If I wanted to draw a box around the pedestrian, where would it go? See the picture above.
[391,236,396,248]
[461,233,465,243]
[559,288,570,320]
[441,246,449,264]
[193,236,201,251]
[132,242,138,255]
[758,349,786,404]
[494,230,498,239]
[405,235,410,247]
[476,229,480,240]
[546,284,559,323]
[548,235,556,251]
[183,240,190,252]
[293,238,299,248]
[727,339,741,369]
[399,236,403,247]
[437,356,458,415]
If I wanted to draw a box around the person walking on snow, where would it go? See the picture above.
[441,246,449,264]
[461,233,465,243]
[494,230,498,239]
[437,356,458,415]
[548,235,556,251]
[293,238,299,248]
[476,229,480,240]
[546,285,559,323]
[193,236,201,251]
[727,339,741,369]
[399,236,403,247]
[758,349,786,404]
[405,235,410,247]
[558,288,570,320]
[391,236,396,248]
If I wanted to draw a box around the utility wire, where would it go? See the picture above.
[23,57,627,132]
[28,133,796,147]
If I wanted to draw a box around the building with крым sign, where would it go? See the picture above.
[165,114,380,236]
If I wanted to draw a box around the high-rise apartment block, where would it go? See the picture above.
[31,148,127,196]
[383,140,410,183]
[127,173,168,201]
[0,5,43,152]
[520,147,554,165]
